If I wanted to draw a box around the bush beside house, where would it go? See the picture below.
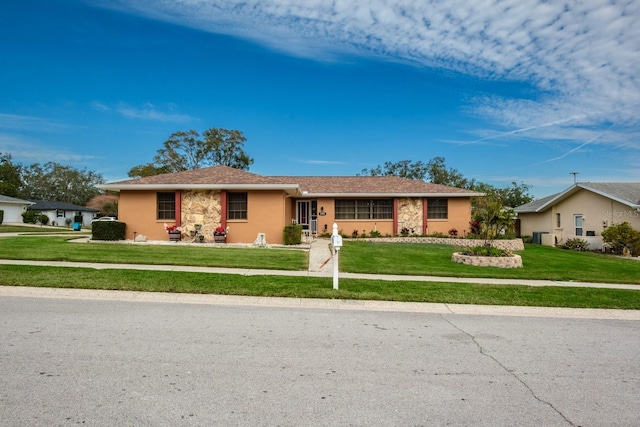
[92,221,126,241]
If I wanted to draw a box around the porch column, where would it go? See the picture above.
[393,199,399,235]
[175,190,182,227]
[220,190,227,229]
[423,199,428,234]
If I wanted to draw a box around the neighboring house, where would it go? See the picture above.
[28,200,99,226]
[515,182,640,248]
[98,165,484,244]
[0,195,34,223]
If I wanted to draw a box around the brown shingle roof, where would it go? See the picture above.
[273,176,480,196]
[100,165,482,197]
[107,165,286,186]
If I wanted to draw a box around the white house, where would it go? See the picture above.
[515,182,640,248]
[28,200,99,226]
[0,195,34,223]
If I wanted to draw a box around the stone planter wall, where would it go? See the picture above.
[356,237,525,251]
[451,252,523,268]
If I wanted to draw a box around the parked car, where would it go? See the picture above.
[92,216,117,223]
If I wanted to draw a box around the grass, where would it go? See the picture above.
[1,264,639,309]
[0,236,308,270]
[0,225,90,234]
[0,234,638,309]
[341,241,640,284]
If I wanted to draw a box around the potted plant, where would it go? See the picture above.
[164,224,182,242]
[213,226,228,243]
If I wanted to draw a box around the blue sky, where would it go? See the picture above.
[1,0,639,199]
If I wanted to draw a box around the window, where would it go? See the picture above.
[227,192,248,220]
[56,209,64,218]
[157,192,176,220]
[427,199,448,219]
[574,214,583,236]
[334,199,393,220]
[556,213,561,228]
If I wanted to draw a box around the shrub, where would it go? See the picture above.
[0,210,3,225]
[460,245,512,257]
[369,230,381,238]
[283,224,302,245]
[22,210,41,224]
[400,227,413,236]
[560,238,590,251]
[602,222,640,255]
[92,221,126,241]
[448,228,458,237]
[428,232,447,238]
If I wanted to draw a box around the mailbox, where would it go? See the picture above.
[331,233,343,251]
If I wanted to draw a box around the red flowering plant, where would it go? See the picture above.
[214,226,228,236]
[164,223,181,233]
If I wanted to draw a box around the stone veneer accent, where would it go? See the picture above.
[358,237,525,251]
[397,198,423,233]
[451,252,523,268]
[181,190,222,242]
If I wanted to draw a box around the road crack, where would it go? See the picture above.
[440,315,576,427]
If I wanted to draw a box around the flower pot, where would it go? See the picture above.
[168,232,181,242]
[214,234,226,243]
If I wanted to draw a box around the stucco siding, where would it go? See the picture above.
[118,191,164,240]
[427,198,473,236]
[518,211,552,237]
[233,190,287,244]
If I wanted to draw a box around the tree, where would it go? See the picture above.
[359,157,475,188]
[127,163,171,178]
[425,157,475,189]
[472,194,517,244]
[359,160,429,180]
[87,193,119,217]
[128,127,254,177]
[20,162,104,206]
[0,152,22,197]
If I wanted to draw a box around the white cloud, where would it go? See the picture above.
[0,133,98,164]
[0,114,70,132]
[91,101,194,123]
[97,0,640,151]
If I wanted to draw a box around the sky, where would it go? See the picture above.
[1,0,639,199]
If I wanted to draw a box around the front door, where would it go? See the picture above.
[296,200,317,234]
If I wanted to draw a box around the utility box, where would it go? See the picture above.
[532,231,549,245]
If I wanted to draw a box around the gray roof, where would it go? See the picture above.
[28,200,99,212]
[514,193,559,213]
[515,182,640,213]
[0,195,34,205]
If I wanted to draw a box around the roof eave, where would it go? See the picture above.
[302,192,484,198]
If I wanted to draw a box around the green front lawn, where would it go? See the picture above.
[0,236,308,270]
[1,265,639,309]
[341,241,640,284]
[0,236,638,284]
[0,235,639,309]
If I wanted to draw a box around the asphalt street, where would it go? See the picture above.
[2,290,639,426]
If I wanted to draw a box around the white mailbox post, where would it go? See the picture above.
[330,223,342,290]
